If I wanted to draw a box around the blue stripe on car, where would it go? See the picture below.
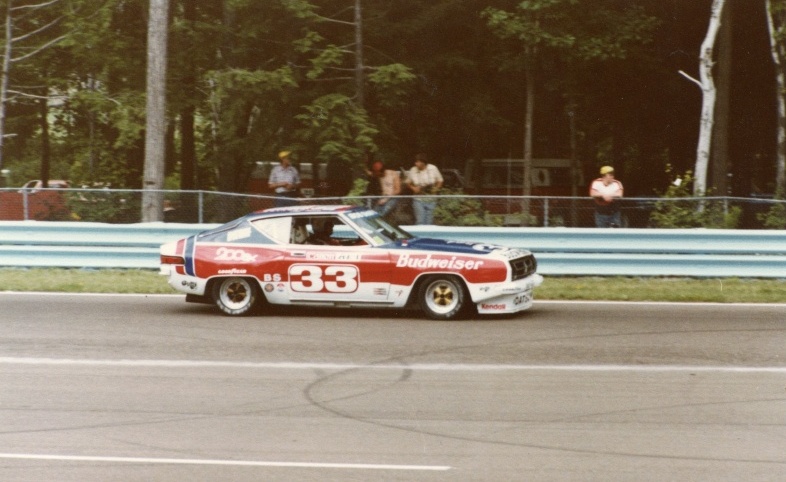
[185,236,196,276]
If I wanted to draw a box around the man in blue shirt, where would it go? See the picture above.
[268,151,301,207]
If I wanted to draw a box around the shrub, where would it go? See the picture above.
[756,190,786,229]
[649,171,741,229]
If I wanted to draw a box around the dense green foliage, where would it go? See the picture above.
[0,0,781,206]
[649,170,742,228]
[757,190,786,228]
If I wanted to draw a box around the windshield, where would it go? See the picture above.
[345,209,412,245]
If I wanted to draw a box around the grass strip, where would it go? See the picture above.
[0,268,783,303]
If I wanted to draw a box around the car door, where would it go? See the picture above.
[284,217,392,304]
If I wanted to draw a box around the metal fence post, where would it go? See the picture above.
[22,189,29,220]
[198,191,204,224]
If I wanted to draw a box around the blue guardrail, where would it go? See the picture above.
[0,221,785,278]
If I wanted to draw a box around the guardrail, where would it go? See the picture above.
[0,221,784,277]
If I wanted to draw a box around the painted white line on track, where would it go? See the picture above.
[536,299,786,307]
[0,453,450,471]
[2,292,786,307]
[1,357,784,373]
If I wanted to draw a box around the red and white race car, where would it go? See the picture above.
[160,205,543,320]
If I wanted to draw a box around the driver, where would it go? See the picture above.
[307,218,340,245]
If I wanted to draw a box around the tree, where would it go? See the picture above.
[141,0,170,222]
[766,0,786,195]
[286,0,415,110]
[679,0,726,196]
[0,0,67,172]
[482,0,658,223]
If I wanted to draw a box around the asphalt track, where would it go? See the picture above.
[0,293,784,481]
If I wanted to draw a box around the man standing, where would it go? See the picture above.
[406,153,443,225]
[590,165,624,227]
[268,150,301,207]
[369,161,401,217]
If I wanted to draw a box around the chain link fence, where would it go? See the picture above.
[1,187,783,229]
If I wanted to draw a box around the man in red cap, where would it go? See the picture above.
[589,165,624,227]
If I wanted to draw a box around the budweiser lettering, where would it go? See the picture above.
[396,254,484,270]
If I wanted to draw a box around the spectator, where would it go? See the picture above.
[369,161,401,217]
[268,150,301,207]
[405,153,443,225]
[590,165,624,227]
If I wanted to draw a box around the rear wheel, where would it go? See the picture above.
[417,275,471,320]
[212,277,260,316]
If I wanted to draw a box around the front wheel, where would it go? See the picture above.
[212,277,260,316]
[417,276,471,320]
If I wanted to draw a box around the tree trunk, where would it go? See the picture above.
[180,0,197,192]
[141,0,170,222]
[766,0,786,195]
[0,0,13,172]
[690,0,726,196]
[710,3,731,196]
[39,88,51,186]
[354,0,364,107]
[520,49,534,226]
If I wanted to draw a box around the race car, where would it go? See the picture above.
[160,205,543,320]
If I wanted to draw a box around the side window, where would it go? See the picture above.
[251,216,293,244]
[291,220,309,244]
[305,216,367,246]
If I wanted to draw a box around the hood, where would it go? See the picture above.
[393,237,503,255]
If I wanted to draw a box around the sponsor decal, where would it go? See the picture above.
[493,247,528,260]
[214,247,258,262]
[472,243,494,252]
[347,210,376,220]
[513,292,532,305]
[263,273,282,282]
[446,240,485,248]
[396,253,484,270]
[218,268,248,274]
[289,264,359,293]
[227,227,252,242]
[264,284,274,292]
[276,283,285,292]
[306,252,362,261]
[373,287,387,296]
[481,303,506,310]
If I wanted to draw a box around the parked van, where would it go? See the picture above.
[0,180,71,220]
[463,158,585,224]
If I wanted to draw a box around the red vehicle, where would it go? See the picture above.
[463,158,586,224]
[160,205,542,319]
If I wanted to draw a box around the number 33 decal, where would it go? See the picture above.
[289,264,359,293]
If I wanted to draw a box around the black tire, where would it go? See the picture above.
[417,275,471,320]
[211,277,260,316]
